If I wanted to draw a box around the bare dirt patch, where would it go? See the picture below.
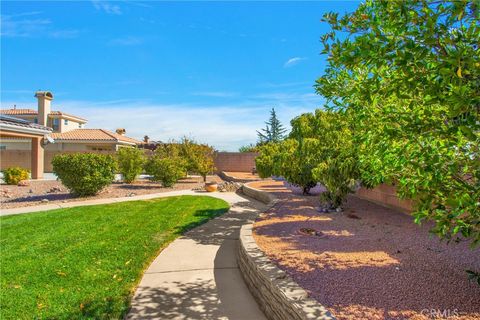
[251,180,480,320]
[1,175,222,209]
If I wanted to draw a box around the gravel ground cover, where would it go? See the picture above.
[0,175,222,209]
[250,180,480,320]
[223,171,261,181]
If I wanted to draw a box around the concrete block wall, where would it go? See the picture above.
[238,183,335,320]
[355,183,413,213]
[0,150,31,170]
[214,152,258,173]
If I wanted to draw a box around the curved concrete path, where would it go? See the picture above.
[127,191,268,319]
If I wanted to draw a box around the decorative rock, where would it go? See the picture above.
[217,181,244,192]
[41,199,49,203]
[47,186,62,193]
[28,189,34,193]
[17,180,29,187]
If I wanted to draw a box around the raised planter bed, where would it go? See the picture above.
[238,183,335,320]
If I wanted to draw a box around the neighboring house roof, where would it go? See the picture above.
[0,114,52,136]
[50,129,142,145]
[0,109,87,122]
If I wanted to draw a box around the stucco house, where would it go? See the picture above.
[1,91,142,152]
[0,114,52,179]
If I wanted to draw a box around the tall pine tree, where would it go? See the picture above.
[257,107,287,144]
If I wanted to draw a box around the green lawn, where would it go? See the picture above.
[0,195,229,319]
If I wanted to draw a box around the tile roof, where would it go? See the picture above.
[50,129,142,145]
[0,108,37,115]
[0,114,52,132]
[0,109,87,122]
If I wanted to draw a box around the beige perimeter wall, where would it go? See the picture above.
[214,152,259,173]
[0,150,115,172]
[355,184,414,213]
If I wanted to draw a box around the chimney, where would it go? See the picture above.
[116,128,126,136]
[35,91,53,126]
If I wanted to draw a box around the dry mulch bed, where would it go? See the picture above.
[223,171,260,181]
[1,175,222,209]
[250,180,480,320]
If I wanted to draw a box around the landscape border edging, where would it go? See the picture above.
[238,183,336,320]
[219,171,261,183]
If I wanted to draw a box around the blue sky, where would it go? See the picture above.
[1,0,358,150]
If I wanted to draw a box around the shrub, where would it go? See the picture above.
[116,147,145,183]
[239,143,259,153]
[255,142,281,178]
[52,153,116,196]
[2,167,29,185]
[145,157,185,187]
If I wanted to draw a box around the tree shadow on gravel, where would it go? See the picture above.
[253,191,480,319]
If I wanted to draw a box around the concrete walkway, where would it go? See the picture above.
[127,191,267,320]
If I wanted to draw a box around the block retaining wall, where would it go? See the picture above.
[238,183,335,320]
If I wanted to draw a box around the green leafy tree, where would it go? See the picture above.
[145,157,185,187]
[289,110,361,202]
[255,142,282,178]
[179,137,216,182]
[257,107,287,144]
[256,110,359,199]
[116,147,145,183]
[190,144,216,182]
[316,0,480,245]
[238,144,259,153]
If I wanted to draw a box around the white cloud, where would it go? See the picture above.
[0,12,81,39]
[108,36,143,46]
[92,1,122,15]
[1,98,319,151]
[0,14,51,37]
[284,57,306,68]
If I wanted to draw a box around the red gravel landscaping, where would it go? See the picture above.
[0,175,222,209]
[250,180,480,320]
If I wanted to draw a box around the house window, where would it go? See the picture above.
[64,119,69,125]
[33,118,38,124]
[53,118,59,131]
[0,145,6,150]
[79,123,83,128]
